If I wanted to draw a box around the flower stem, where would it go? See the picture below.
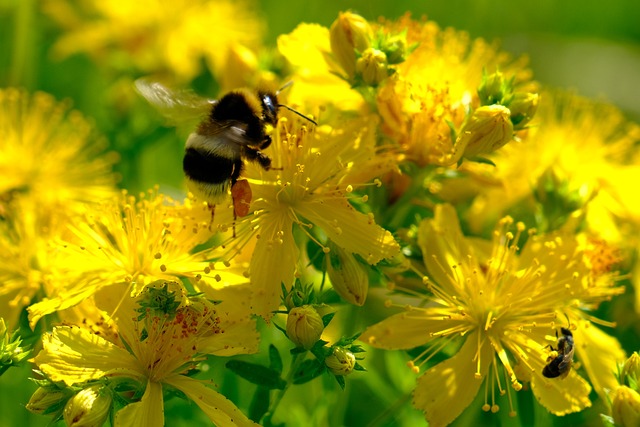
[263,352,304,423]
[366,391,412,427]
[9,0,36,87]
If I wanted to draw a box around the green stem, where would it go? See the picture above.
[263,352,304,422]
[366,391,412,427]
[9,0,36,87]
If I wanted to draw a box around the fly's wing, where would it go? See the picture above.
[134,78,215,126]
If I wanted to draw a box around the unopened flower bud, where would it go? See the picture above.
[478,71,513,106]
[509,92,539,129]
[454,105,513,160]
[356,48,389,86]
[611,386,640,427]
[330,11,372,79]
[286,305,324,350]
[63,385,112,427]
[622,352,640,383]
[325,347,356,376]
[26,387,68,415]
[326,244,369,306]
[380,34,408,64]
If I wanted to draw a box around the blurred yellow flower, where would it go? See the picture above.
[27,190,249,327]
[44,0,264,81]
[376,14,537,166]
[0,88,117,218]
[362,204,624,425]
[33,280,259,426]
[215,113,399,319]
[0,88,117,328]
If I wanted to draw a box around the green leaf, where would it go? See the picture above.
[292,359,326,384]
[269,344,283,374]
[334,374,346,390]
[226,360,286,390]
[321,312,335,327]
[249,387,271,423]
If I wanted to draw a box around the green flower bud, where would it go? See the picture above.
[330,11,373,79]
[622,352,640,384]
[325,347,356,376]
[26,387,68,415]
[356,48,389,86]
[286,305,324,350]
[326,244,369,306]
[380,33,409,64]
[611,386,640,427]
[63,385,112,427]
[509,92,539,129]
[0,318,6,337]
[455,105,513,160]
[477,71,513,106]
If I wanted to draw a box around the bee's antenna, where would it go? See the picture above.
[277,81,294,94]
[563,313,572,330]
[278,104,318,126]
[276,81,318,126]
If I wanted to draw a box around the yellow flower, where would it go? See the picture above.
[0,88,116,329]
[216,114,399,319]
[375,14,537,167]
[43,0,264,81]
[611,386,640,427]
[361,204,624,426]
[277,23,367,113]
[467,91,640,239]
[33,280,259,426]
[0,200,70,329]
[0,88,117,218]
[27,190,249,327]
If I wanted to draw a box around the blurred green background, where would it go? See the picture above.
[1,1,639,426]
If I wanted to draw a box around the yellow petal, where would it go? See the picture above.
[361,308,459,349]
[296,197,399,264]
[249,217,298,319]
[164,375,258,427]
[35,326,140,386]
[418,204,475,295]
[573,323,626,400]
[115,381,164,427]
[277,23,364,111]
[530,364,592,415]
[198,283,260,356]
[413,331,493,427]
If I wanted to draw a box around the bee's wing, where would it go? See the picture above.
[558,346,575,372]
[134,78,216,125]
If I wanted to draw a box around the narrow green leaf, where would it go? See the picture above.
[269,344,283,374]
[226,360,286,390]
[321,312,335,327]
[249,387,271,422]
[292,359,326,384]
[334,374,346,390]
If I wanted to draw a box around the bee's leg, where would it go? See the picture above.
[206,202,216,232]
[244,147,273,170]
[258,135,272,150]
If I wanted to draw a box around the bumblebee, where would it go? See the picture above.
[135,79,315,217]
[542,327,575,379]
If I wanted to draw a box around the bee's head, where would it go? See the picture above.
[259,91,279,125]
[560,327,572,337]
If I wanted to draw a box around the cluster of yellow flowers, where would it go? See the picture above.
[1,3,639,426]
